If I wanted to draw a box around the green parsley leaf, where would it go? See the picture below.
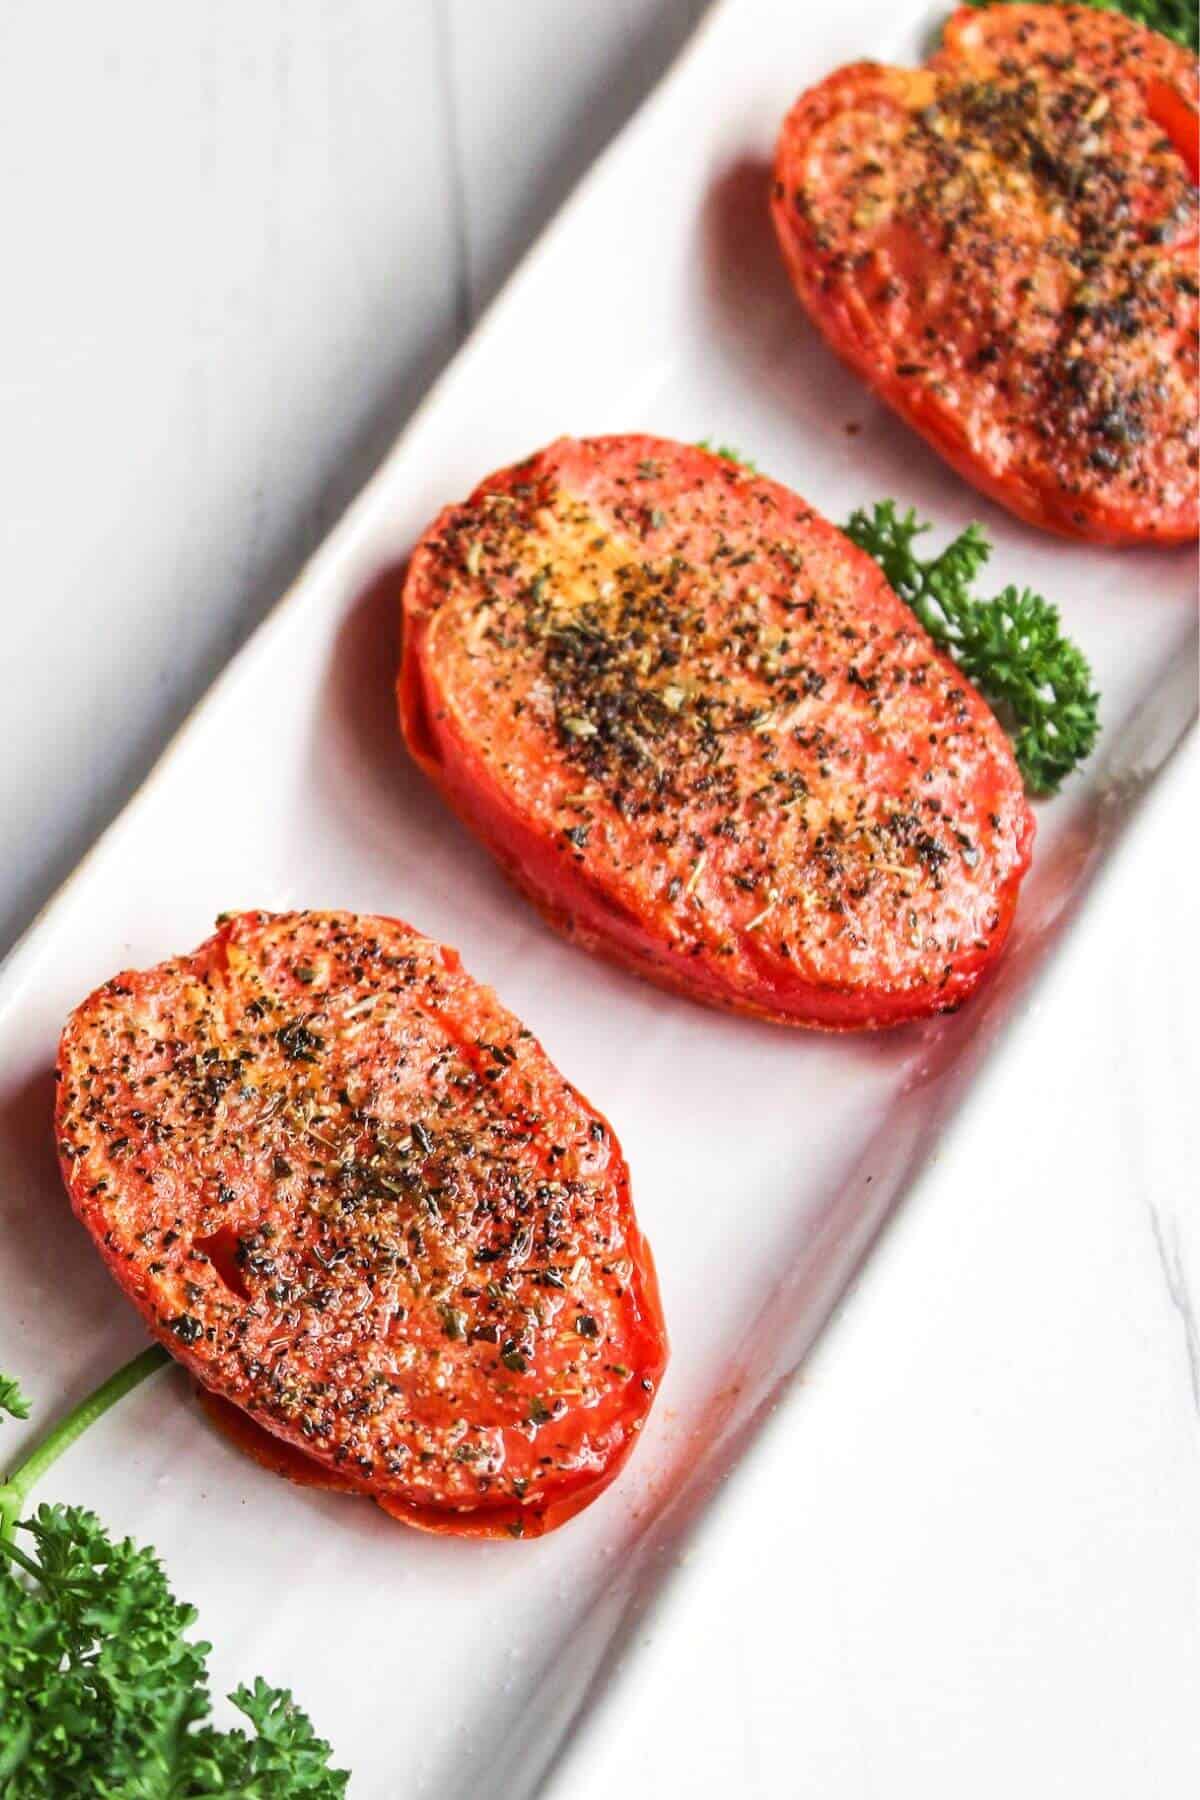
[844,501,1100,794]
[0,1376,30,1422]
[184,1677,348,1795]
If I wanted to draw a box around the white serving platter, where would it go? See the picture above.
[0,2,1195,1795]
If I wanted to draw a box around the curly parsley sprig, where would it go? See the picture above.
[844,501,1100,795]
[965,0,1197,51]
[0,1349,349,1797]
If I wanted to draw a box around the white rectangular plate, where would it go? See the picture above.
[1,3,1195,1795]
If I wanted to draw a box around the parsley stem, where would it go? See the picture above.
[0,1343,170,1536]
[0,1533,47,1580]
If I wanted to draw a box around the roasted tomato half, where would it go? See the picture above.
[772,5,1198,545]
[399,434,1034,1029]
[56,910,668,1539]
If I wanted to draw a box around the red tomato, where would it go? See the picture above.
[56,910,668,1539]
[772,5,1198,545]
[399,435,1033,1030]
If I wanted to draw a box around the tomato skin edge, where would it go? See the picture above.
[196,1252,665,1548]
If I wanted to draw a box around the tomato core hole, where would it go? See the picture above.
[196,1227,250,1301]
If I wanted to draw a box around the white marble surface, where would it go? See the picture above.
[1,4,1196,1795]
[0,0,706,955]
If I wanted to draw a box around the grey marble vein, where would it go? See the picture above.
[1150,1203,1200,1418]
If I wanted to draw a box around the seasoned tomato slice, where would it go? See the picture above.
[56,910,667,1538]
[772,5,1198,544]
[399,435,1033,1030]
